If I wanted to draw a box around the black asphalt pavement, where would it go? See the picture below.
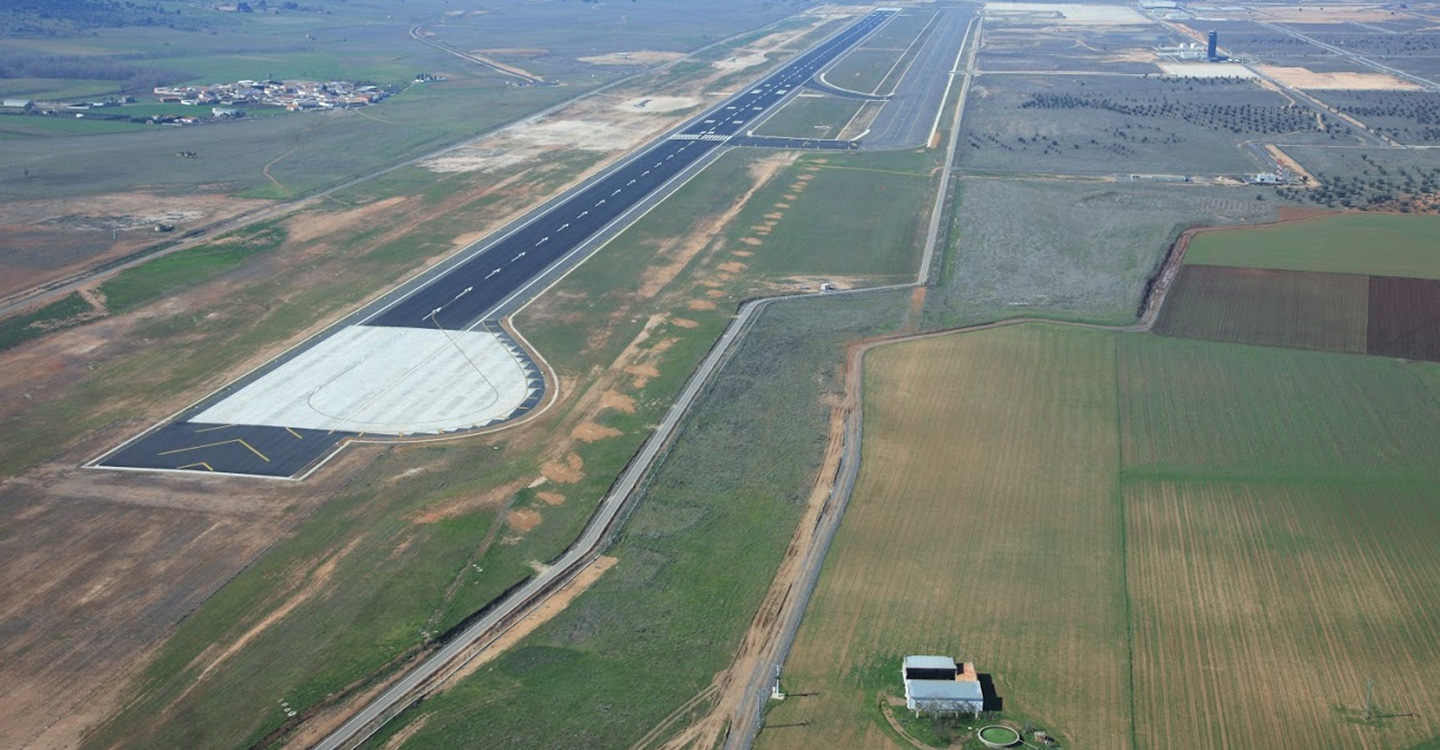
[93,9,896,479]
[100,423,349,477]
[365,8,896,331]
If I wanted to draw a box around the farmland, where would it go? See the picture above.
[758,324,1131,750]
[759,324,1440,750]
[1153,265,1369,353]
[1184,213,1440,278]
[1367,276,1440,361]
[1156,214,1440,360]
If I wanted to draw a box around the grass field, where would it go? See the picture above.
[761,324,1440,750]
[1185,214,1440,279]
[1154,265,1369,353]
[724,149,936,283]
[372,290,913,750]
[754,94,867,139]
[925,180,1275,327]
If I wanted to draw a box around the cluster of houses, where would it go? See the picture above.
[152,79,388,110]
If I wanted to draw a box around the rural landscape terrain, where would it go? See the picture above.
[2,0,1439,749]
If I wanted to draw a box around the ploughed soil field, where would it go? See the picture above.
[758,323,1440,750]
[1157,213,1440,361]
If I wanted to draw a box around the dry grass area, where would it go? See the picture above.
[580,51,686,66]
[0,192,271,300]
[1255,65,1422,91]
[757,324,1131,750]
[0,450,381,750]
[0,134,612,750]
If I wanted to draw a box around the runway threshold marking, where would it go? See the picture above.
[195,423,237,433]
[159,439,270,462]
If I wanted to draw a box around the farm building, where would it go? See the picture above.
[902,655,984,715]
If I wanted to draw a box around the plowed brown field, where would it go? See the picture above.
[1367,275,1440,362]
[1155,265,1368,353]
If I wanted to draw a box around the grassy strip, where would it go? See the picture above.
[754,95,866,139]
[78,163,616,750]
[0,293,94,352]
[727,149,936,282]
[99,221,289,313]
[373,291,912,750]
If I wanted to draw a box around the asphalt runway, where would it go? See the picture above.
[863,7,975,149]
[92,9,896,479]
[366,8,895,330]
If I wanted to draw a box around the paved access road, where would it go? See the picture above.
[92,9,896,479]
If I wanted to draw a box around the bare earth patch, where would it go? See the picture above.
[287,197,407,245]
[599,390,637,414]
[580,51,686,65]
[572,420,624,442]
[535,491,566,506]
[506,509,542,533]
[409,479,525,524]
[1256,65,1422,91]
[541,452,586,484]
[615,96,702,114]
[0,192,271,300]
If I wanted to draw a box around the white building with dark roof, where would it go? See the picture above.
[902,655,984,715]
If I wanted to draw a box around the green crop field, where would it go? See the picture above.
[761,324,1440,750]
[1185,213,1440,279]
[1119,334,1440,485]
[1154,264,1369,353]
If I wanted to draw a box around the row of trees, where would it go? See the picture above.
[0,51,185,92]
[1278,164,1440,212]
[1021,93,1325,134]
